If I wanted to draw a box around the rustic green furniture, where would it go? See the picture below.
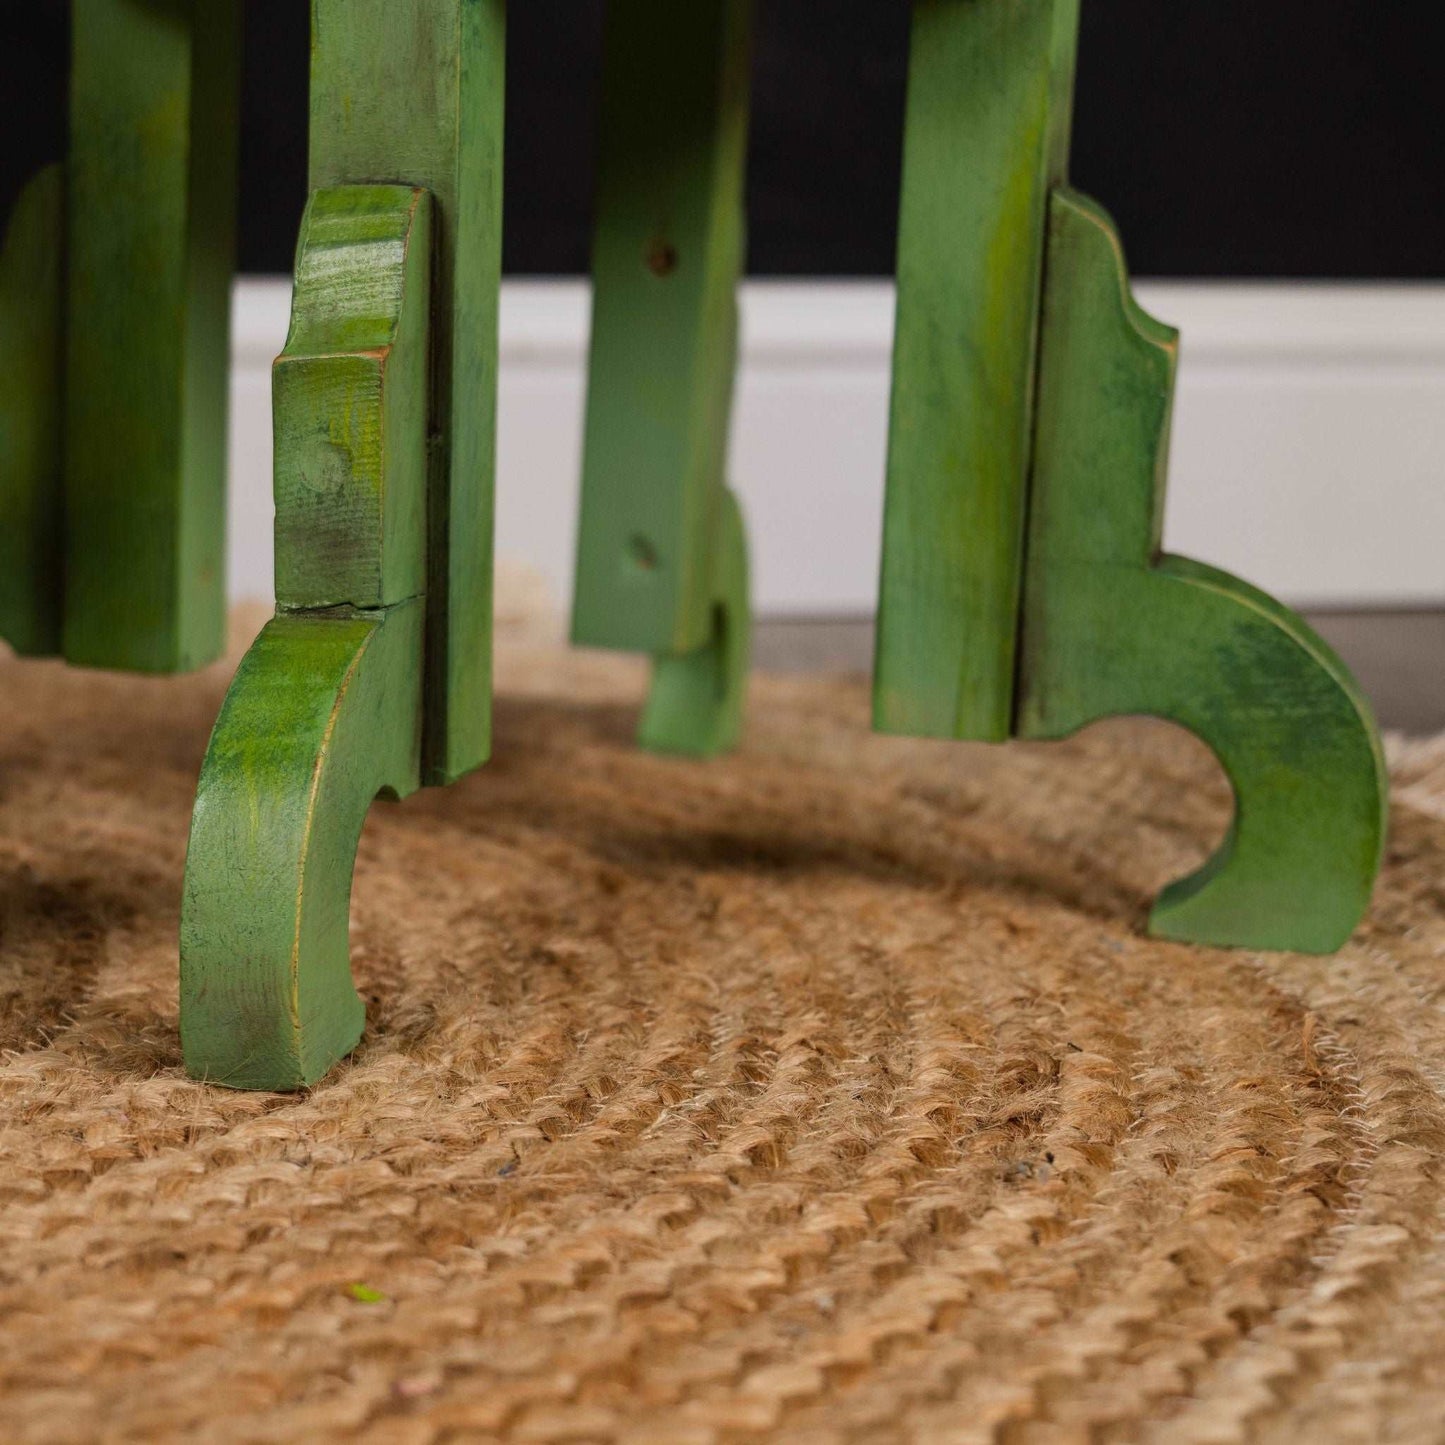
[186,0,1383,1093]
[874,0,1387,952]
[0,1,1387,1092]
[179,0,507,1090]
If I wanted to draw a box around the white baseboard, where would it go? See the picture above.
[227,278,1445,614]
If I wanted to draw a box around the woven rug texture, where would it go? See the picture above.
[2,607,1445,1444]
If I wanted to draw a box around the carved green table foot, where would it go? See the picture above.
[182,605,422,1089]
[571,0,754,757]
[181,0,1383,1095]
[182,182,434,1089]
[182,0,754,1090]
[635,488,750,757]
[875,0,1387,953]
[0,0,238,668]
[1019,192,1386,952]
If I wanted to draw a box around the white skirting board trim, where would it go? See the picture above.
[228,277,1445,614]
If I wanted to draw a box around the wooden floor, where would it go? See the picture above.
[754,611,1445,735]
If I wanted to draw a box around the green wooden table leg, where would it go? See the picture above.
[182,186,432,1090]
[875,0,1078,741]
[309,0,506,786]
[182,0,506,1090]
[874,0,1386,952]
[1017,191,1387,952]
[63,0,241,673]
[0,167,65,657]
[572,0,753,756]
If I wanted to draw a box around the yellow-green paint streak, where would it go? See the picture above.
[875,0,1077,742]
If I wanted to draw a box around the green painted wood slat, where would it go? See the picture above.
[62,0,241,673]
[572,0,754,758]
[875,0,1079,741]
[309,0,506,786]
[574,0,751,659]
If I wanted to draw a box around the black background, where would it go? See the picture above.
[2,2,1441,278]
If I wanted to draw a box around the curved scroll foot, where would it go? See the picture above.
[180,603,423,1090]
[1148,558,1386,951]
[1021,558,1387,953]
[1019,188,1387,953]
[639,489,751,758]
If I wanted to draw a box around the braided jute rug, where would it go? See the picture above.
[3,601,1445,1444]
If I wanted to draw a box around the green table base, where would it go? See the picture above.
[179,0,508,1091]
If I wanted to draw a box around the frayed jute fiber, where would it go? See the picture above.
[2,598,1445,1445]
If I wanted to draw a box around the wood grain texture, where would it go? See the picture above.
[181,604,424,1089]
[309,0,505,787]
[274,188,432,611]
[62,0,240,673]
[1017,190,1388,952]
[874,0,1079,741]
[0,166,65,657]
[182,185,432,1090]
[871,0,1383,951]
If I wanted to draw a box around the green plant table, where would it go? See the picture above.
[0,0,1388,1092]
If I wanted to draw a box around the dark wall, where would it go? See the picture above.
[3,2,1441,279]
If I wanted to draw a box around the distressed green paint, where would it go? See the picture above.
[639,488,750,757]
[182,185,432,1090]
[875,0,1079,740]
[63,0,240,672]
[572,0,753,755]
[181,603,424,1089]
[1017,191,1387,951]
[0,166,65,656]
[310,0,506,786]
[274,187,432,610]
